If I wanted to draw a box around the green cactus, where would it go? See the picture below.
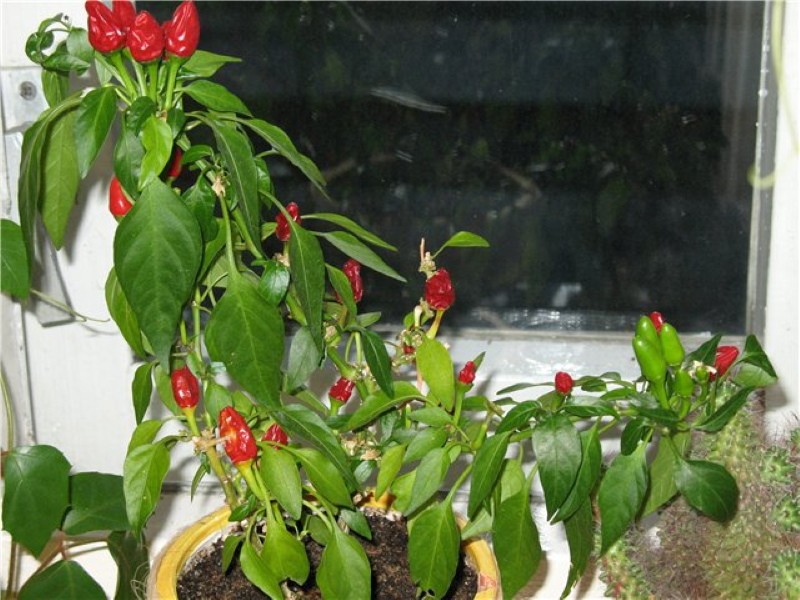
[599,535,655,599]
[762,447,795,485]
[772,550,800,600]
[772,494,800,532]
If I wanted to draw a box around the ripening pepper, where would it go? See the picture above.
[171,365,200,409]
[712,345,740,380]
[164,147,183,179]
[425,269,455,311]
[162,0,200,58]
[659,322,685,367]
[633,335,667,383]
[555,371,574,395]
[635,315,662,357]
[343,259,364,303]
[112,0,136,32]
[127,11,164,63]
[329,377,355,404]
[86,1,127,53]
[219,407,257,465]
[458,361,477,385]
[109,177,133,217]
[649,311,665,333]
[275,202,301,242]
[262,423,288,448]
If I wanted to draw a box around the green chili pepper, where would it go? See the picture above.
[659,322,685,367]
[673,369,694,397]
[633,335,667,383]
[636,316,662,357]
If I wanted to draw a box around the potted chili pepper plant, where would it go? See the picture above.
[0,2,778,599]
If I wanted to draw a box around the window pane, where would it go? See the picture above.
[144,1,764,332]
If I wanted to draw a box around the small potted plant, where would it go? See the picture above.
[1,2,778,599]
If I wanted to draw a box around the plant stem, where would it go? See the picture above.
[163,58,181,110]
[1,371,14,450]
[109,52,138,99]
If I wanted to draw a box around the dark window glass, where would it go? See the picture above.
[144,1,764,332]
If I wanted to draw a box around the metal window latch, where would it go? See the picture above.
[2,67,75,327]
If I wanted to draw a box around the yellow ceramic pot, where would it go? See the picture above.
[148,495,500,599]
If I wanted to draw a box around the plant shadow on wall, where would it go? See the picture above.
[0,2,778,600]
[140,0,752,332]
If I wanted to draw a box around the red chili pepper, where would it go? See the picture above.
[219,407,257,465]
[170,365,200,409]
[86,1,127,54]
[648,311,665,334]
[112,0,136,32]
[262,423,288,448]
[162,0,200,59]
[343,259,363,303]
[403,344,415,355]
[712,346,739,380]
[329,377,355,404]
[164,147,183,179]
[275,202,301,242]
[425,269,455,311]
[458,361,476,385]
[109,177,133,217]
[555,371,574,395]
[127,11,164,63]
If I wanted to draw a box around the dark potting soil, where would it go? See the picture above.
[176,509,478,600]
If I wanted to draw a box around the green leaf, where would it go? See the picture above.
[113,128,144,197]
[183,80,251,115]
[686,334,722,365]
[642,431,690,517]
[240,539,282,600]
[264,522,309,584]
[18,561,105,600]
[408,406,453,427]
[113,181,202,366]
[675,458,739,521]
[63,472,128,534]
[326,264,357,322]
[124,97,157,133]
[286,326,322,391]
[340,508,372,539]
[532,414,582,520]
[562,396,619,418]
[126,420,164,454]
[319,231,405,282]
[317,527,371,600]
[104,268,146,358]
[360,329,394,398]
[75,86,117,177]
[696,387,755,433]
[732,363,777,388]
[123,443,170,537]
[306,213,396,250]
[182,49,241,78]
[208,118,259,244]
[346,382,422,432]
[598,443,648,554]
[405,448,451,516]
[205,276,284,407]
[288,222,326,352]
[239,118,326,191]
[139,115,173,188]
[1,219,30,299]
[131,362,154,424]
[493,481,541,600]
[42,68,69,107]
[260,448,303,520]
[404,427,448,463]
[552,425,602,523]
[408,501,460,599]
[221,534,242,573]
[2,445,70,557]
[468,431,510,517]
[433,231,490,256]
[276,405,357,489]
[203,381,232,426]
[107,530,149,600]
[41,109,79,248]
[496,400,540,434]
[561,499,593,599]
[259,259,290,306]
[417,337,455,411]
[292,447,353,508]
[376,444,405,498]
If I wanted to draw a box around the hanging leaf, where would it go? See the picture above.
[493,478,541,600]
[642,431,690,516]
[317,527,371,600]
[2,445,70,557]
[113,128,144,197]
[560,499,593,599]
[345,382,422,432]
[183,80,251,115]
[41,109,79,248]
[675,458,739,522]
[360,329,394,398]
[62,472,128,534]
[107,530,149,600]
[205,276,285,407]
[138,115,173,188]
[467,431,510,517]
[17,561,105,600]
[123,442,170,537]
[408,501,460,599]
[260,447,303,520]
[306,213,396,250]
[113,180,202,367]
[239,540,282,600]
[417,338,455,411]
[319,231,405,281]
[286,326,322,391]
[75,86,117,177]
[0,219,30,299]
[288,222,326,352]
[104,268,146,358]
[183,50,242,78]
[131,362,154,424]
[404,447,451,515]
[263,522,309,584]
[531,414,582,520]
[552,425,602,523]
[291,447,353,508]
[598,443,648,554]
[375,444,406,498]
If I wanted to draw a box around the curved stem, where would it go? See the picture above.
[29,289,108,323]
[1,370,15,450]
[108,52,138,99]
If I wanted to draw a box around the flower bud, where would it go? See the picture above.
[219,407,257,465]
[329,377,355,404]
[555,371,574,395]
[171,365,200,409]
[425,268,455,311]
[458,361,477,385]
[127,10,164,63]
[86,1,127,53]
[109,177,133,217]
[276,202,301,242]
[163,0,200,58]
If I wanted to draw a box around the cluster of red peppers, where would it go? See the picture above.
[86,0,199,60]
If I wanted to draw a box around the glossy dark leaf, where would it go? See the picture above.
[131,362,154,424]
[286,326,322,391]
[408,501,460,599]
[675,458,738,522]
[319,231,405,282]
[183,80,251,115]
[553,425,601,523]
[532,414,582,520]
[696,387,755,432]
[104,268,147,358]
[75,86,117,177]
[642,431,690,517]
[468,431,510,517]
[417,337,455,411]
[493,480,541,600]
[288,222,326,352]
[123,443,170,537]
[18,561,105,600]
[1,219,30,299]
[598,443,648,554]
[317,527,371,600]
[561,499,593,599]
[41,109,79,248]
[360,329,394,398]
[63,472,128,534]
